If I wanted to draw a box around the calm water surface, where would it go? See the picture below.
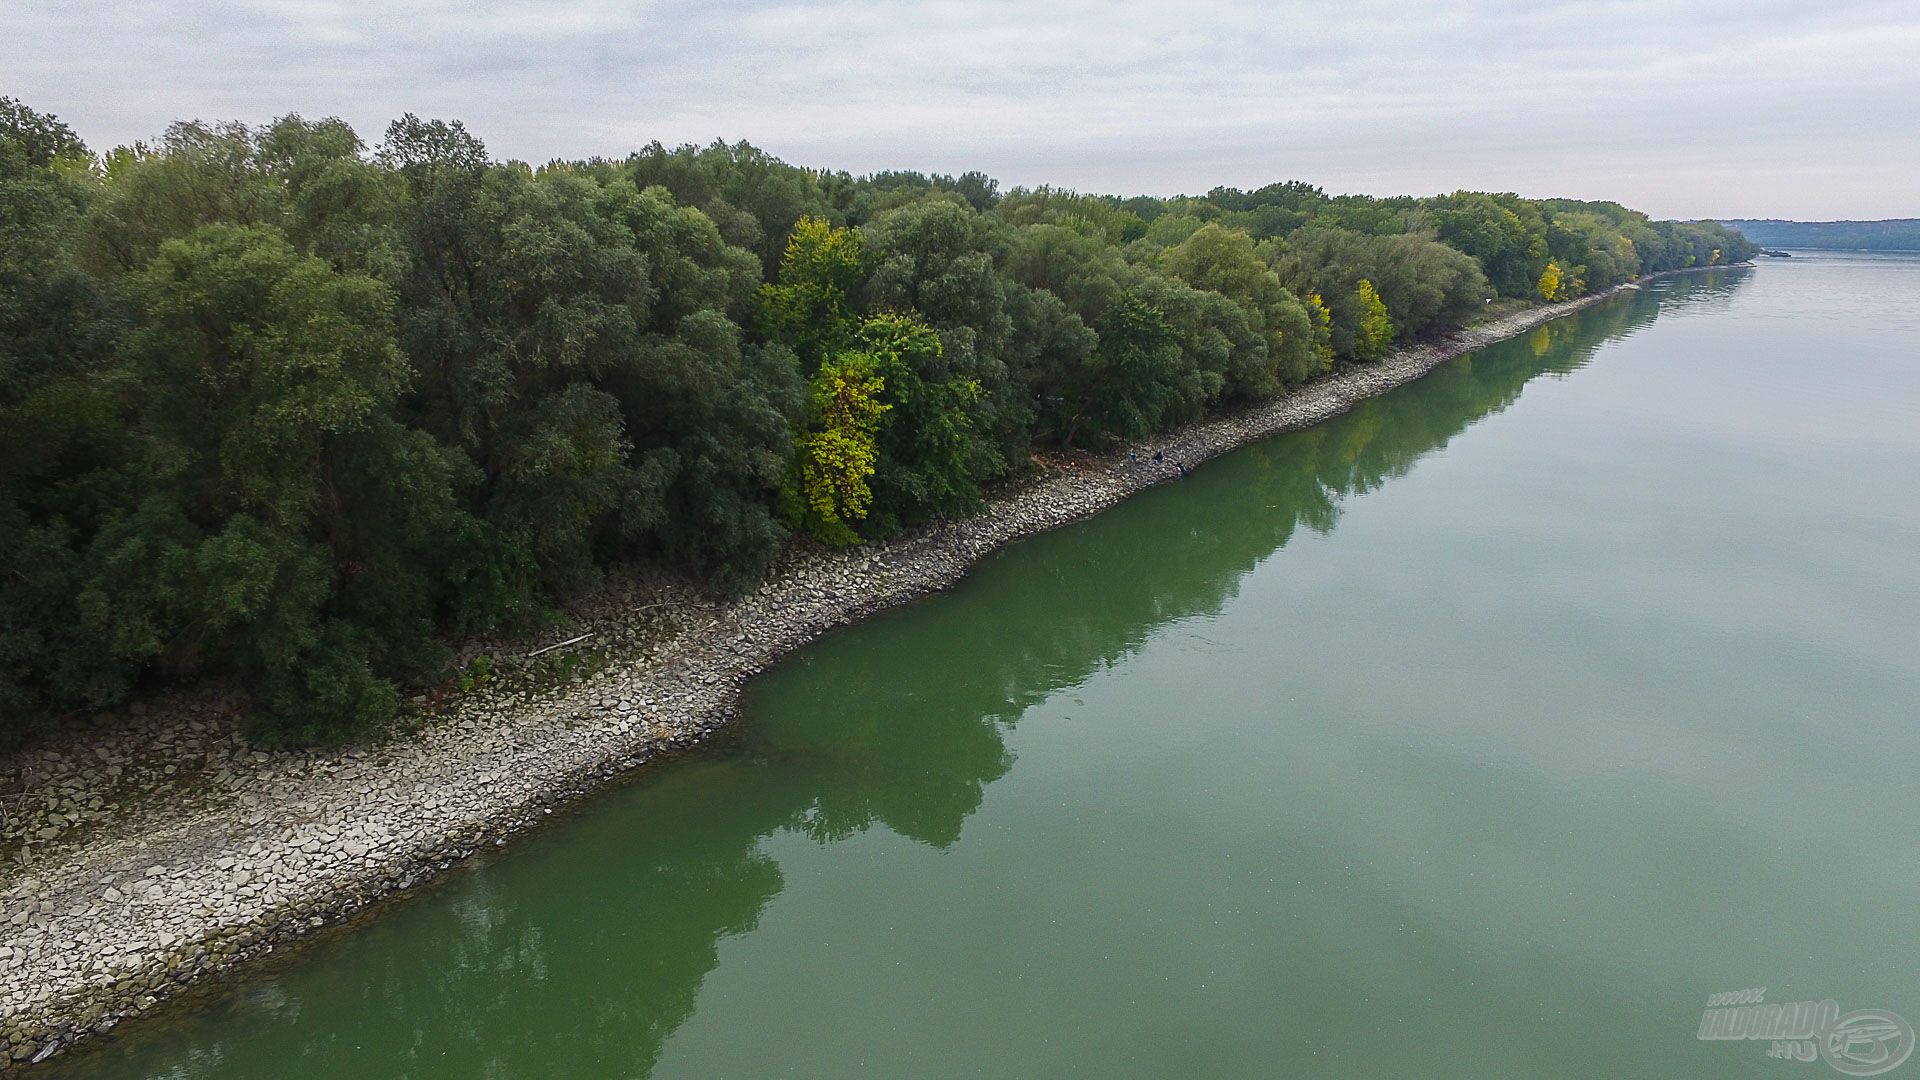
[60,254,1920,1078]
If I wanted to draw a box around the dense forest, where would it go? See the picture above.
[1716,218,1920,251]
[0,97,1758,744]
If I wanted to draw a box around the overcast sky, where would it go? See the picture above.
[8,0,1919,220]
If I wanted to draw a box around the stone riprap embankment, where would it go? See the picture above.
[0,279,1666,1069]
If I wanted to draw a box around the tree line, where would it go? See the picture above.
[0,98,1758,743]
[1716,218,1920,251]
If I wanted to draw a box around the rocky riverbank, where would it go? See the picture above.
[0,275,1695,1069]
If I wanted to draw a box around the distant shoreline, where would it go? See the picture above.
[1713,217,1920,252]
[0,263,1746,1072]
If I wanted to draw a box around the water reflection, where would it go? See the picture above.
[61,270,1750,1080]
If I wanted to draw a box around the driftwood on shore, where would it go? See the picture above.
[524,632,595,660]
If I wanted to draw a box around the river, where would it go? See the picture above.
[58,253,1920,1078]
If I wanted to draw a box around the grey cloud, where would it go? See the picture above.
[5,0,1917,217]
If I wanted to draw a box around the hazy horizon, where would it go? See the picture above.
[8,0,1919,221]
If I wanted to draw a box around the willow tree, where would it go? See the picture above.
[91,223,481,740]
[1158,223,1325,395]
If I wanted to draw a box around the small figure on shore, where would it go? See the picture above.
[1177,460,1189,476]
[1152,450,1163,464]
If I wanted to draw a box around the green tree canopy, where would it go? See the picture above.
[0,98,1760,745]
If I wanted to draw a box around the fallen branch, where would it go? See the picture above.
[525,632,594,660]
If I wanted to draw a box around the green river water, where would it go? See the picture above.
[58,253,1920,1078]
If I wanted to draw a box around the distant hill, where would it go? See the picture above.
[1715,219,1920,251]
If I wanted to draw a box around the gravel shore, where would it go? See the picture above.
[0,279,1667,1069]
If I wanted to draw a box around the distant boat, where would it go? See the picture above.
[1760,249,1793,258]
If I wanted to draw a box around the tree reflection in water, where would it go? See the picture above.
[64,269,1750,1080]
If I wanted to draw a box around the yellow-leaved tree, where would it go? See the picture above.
[758,215,867,373]
[1537,261,1565,301]
[1353,279,1394,360]
[797,354,889,546]
[1305,292,1336,363]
